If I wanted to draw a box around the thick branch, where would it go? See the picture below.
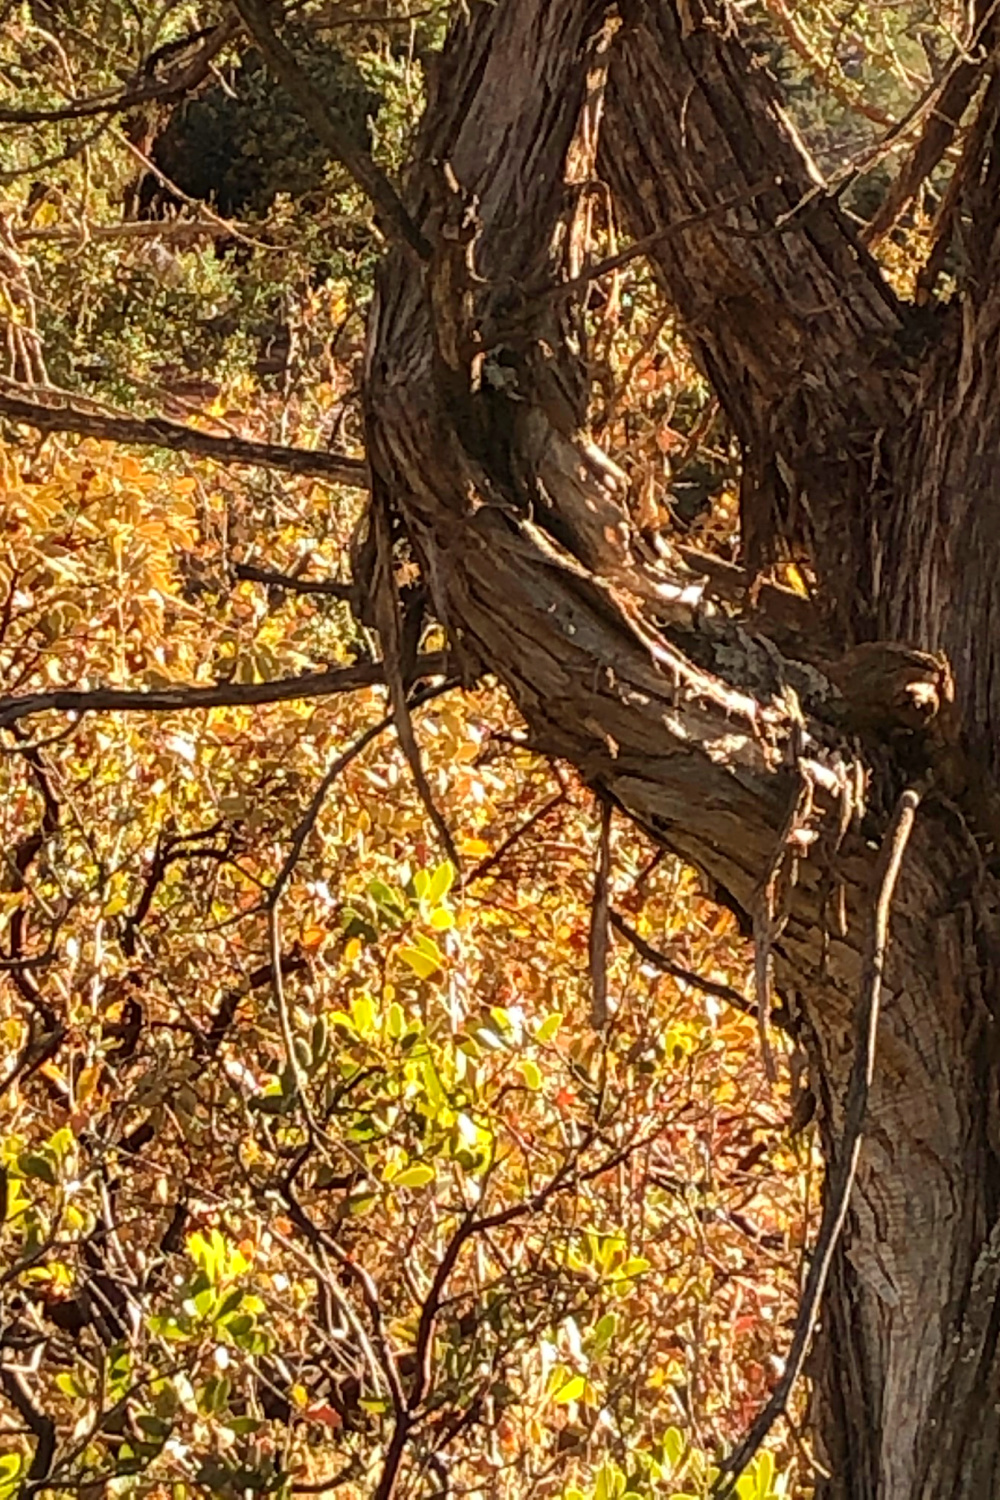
[601,0,906,605]
[233,562,355,600]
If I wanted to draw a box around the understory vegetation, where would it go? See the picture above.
[0,0,977,1495]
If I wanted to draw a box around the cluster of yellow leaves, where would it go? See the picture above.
[0,429,814,1500]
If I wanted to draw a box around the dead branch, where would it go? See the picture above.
[233,562,355,601]
[466,791,568,883]
[0,653,451,730]
[370,491,460,869]
[865,0,997,245]
[0,380,369,489]
[609,910,757,1018]
[589,799,612,1029]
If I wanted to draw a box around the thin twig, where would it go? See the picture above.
[15,218,249,245]
[589,800,612,1029]
[713,786,921,1496]
[234,562,355,600]
[465,791,567,883]
[265,681,458,1129]
[865,0,998,244]
[269,710,396,909]
[371,491,460,869]
[0,16,240,124]
[609,910,757,1018]
[537,177,782,300]
[753,772,814,1083]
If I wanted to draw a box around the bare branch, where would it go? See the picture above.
[0,653,452,730]
[466,791,567,883]
[371,492,460,869]
[609,910,757,1019]
[234,562,355,601]
[589,799,612,1029]
[0,380,369,489]
[269,709,396,909]
[14,218,249,245]
[865,0,998,245]
[0,1366,56,1490]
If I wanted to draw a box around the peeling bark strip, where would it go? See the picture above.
[362,0,1000,1495]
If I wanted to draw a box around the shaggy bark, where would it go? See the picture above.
[363,0,1000,1495]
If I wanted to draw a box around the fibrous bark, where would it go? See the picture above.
[362,1,1000,1495]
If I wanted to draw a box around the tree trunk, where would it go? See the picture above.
[364,1,1000,1494]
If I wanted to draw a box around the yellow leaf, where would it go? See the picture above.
[782,562,810,597]
[398,945,442,980]
[75,1065,103,1104]
[390,1162,435,1189]
[519,1059,543,1090]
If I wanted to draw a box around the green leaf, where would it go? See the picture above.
[368,878,407,915]
[662,1426,685,1471]
[55,1371,88,1398]
[18,1152,56,1186]
[591,1311,618,1353]
[216,1288,244,1320]
[618,1256,651,1279]
[594,1461,625,1500]
[193,1287,214,1320]
[390,1162,435,1189]
[415,932,444,962]
[310,1016,329,1067]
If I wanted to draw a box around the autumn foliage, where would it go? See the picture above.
[5,0,967,1490]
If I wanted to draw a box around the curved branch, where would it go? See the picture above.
[601,0,907,604]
